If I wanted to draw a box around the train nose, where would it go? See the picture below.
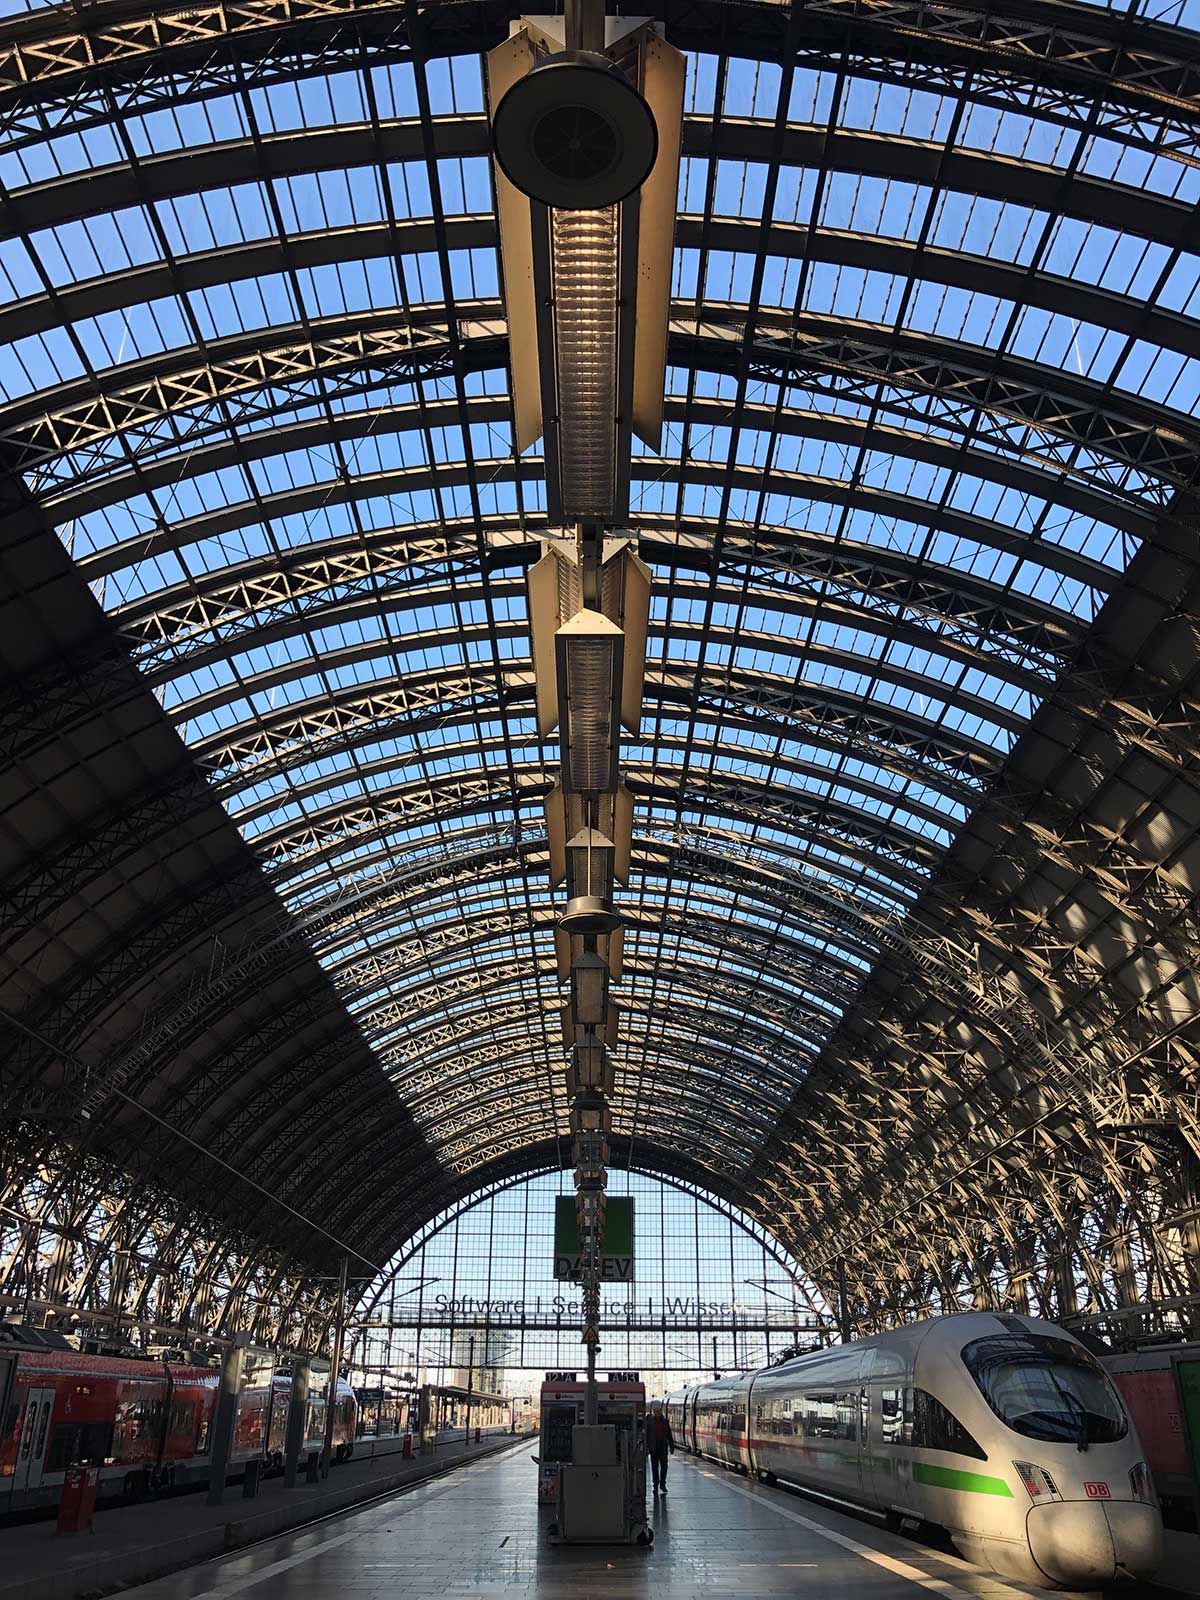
[1104,1501,1162,1582]
[1026,1501,1161,1586]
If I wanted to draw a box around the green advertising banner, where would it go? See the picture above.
[553,1196,634,1282]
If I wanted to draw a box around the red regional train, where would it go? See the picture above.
[0,1328,356,1517]
[1104,1342,1200,1528]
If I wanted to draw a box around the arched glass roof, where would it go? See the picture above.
[3,0,1200,1312]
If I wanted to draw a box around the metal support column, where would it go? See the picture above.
[205,1343,244,1506]
[837,1258,850,1344]
[283,1356,311,1488]
[585,1341,598,1425]
[465,1333,475,1445]
[321,1256,348,1479]
[563,0,605,51]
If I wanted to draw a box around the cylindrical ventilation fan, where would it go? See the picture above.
[492,49,658,210]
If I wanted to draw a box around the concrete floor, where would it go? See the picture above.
[107,1440,1172,1600]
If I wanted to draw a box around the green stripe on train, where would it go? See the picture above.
[913,1463,1013,1497]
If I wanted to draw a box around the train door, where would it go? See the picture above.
[14,1385,56,1492]
[855,1352,879,1509]
[1172,1357,1200,1531]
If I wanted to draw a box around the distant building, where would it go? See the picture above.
[446,1321,513,1393]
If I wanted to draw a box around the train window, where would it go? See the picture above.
[910,1388,986,1460]
[47,1421,115,1471]
[881,1388,904,1445]
[169,1400,195,1438]
[48,1424,80,1472]
[19,1400,39,1459]
[835,1393,857,1442]
[962,1335,1126,1445]
[32,1397,51,1461]
[803,1391,856,1441]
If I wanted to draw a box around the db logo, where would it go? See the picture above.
[1084,1482,1111,1499]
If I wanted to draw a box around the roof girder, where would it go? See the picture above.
[19,348,1177,544]
[1,0,1197,161]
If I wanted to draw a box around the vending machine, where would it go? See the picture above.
[535,1371,646,1503]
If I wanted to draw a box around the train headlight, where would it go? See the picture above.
[1129,1461,1156,1503]
[1014,1461,1062,1502]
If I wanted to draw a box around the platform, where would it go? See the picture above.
[86,1443,1190,1600]
[0,1432,523,1600]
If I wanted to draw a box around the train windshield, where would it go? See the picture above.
[962,1334,1126,1446]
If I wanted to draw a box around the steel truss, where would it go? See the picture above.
[4,0,1200,1354]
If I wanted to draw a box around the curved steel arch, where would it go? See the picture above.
[179,648,1019,795]
[4,112,1191,252]
[6,0,1200,1354]
[154,596,1041,735]
[195,658,998,804]
[13,295,1193,494]
[305,837,896,972]
[347,1159,822,1350]
[321,896,874,1030]
[246,765,941,903]
[113,516,1079,693]
[3,0,1200,155]
[46,400,1157,555]
[105,509,1085,676]
[4,214,1190,405]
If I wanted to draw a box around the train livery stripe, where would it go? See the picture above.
[712,1471,1032,1600]
[692,1425,1014,1498]
[913,1463,1013,1497]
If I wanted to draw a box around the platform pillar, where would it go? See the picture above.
[284,1357,311,1488]
[320,1256,348,1479]
[205,1344,244,1506]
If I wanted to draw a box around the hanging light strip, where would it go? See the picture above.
[552,207,620,521]
[492,11,681,1354]
[488,16,682,527]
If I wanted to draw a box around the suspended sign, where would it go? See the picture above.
[553,1196,634,1282]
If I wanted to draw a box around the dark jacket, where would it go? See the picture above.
[645,1412,675,1455]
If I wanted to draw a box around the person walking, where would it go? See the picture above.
[645,1400,675,1494]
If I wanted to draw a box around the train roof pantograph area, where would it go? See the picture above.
[2,0,1200,1348]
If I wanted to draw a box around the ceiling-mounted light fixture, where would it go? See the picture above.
[488,17,683,524]
[545,782,633,887]
[570,949,610,1027]
[555,920,624,985]
[570,1093,612,1136]
[529,540,650,742]
[564,827,615,902]
[562,999,620,1049]
[559,895,622,936]
[573,1133,610,1181]
[567,1035,615,1096]
[555,609,623,795]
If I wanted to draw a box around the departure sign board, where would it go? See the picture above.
[542,1402,576,1463]
[553,1196,634,1281]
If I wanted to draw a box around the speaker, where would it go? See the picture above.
[492,50,658,210]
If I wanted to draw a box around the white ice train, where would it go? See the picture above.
[666,1312,1162,1587]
